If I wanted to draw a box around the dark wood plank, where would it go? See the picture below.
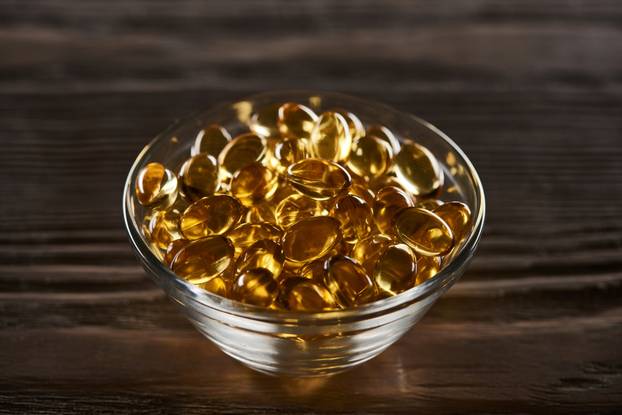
[1,0,621,413]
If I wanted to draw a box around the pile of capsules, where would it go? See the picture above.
[135,102,471,312]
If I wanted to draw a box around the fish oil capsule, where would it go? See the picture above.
[227,222,283,256]
[178,153,219,201]
[233,267,280,307]
[275,194,325,229]
[148,198,187,250]
[141,211,154,241]
[373,243,417,295]
[249,103,280,137]
[180,195,243,240]
[324,256,377,307]
[272,137,308,174]
[299,259,328,282]
[287,158,351,201]
[141,211,163,259]
[416,255,442,285]
[349,184,376,207]
[416,198,443,211]
[347,135,393,182]
[164,238,189,265]
[218,133,267,179]
[394,207,454,256]
[367,124,401,153]
[394,141,444,196]
[135,162,178,207]
[236,239,285,278]
[269,180,297,206]
[245,202,278,226]
[171,235,234,285]
[310,111,352,162]
[230,162,278,207]
[333,108,365,141]
[370,174,411,194]
[433,201,471,243]
[199,275,230,297]
[281,277,338,311]
[331,194,376,244]
[373,186,415,234]
[191,124,232,157]
[278,102,318,140]
[282,216,341,264]
[351,234,393,275]
[346,170,376,205]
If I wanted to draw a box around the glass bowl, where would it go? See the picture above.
[122,91,485,377]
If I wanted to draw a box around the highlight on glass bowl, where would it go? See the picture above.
[123,91,485,376]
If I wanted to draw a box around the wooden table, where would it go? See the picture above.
[2,1,621,413]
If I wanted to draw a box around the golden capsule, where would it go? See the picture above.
[277,102,318,140]
[373,243,417,295]
[282,277,338,311]
[141,211,153,241]
[226,222,283,256]
[299,259,328,282]
[249,103,280,138]
[244,201,278,226]
[331,194,376,244]
[370,174,411,195]
[135,162,178,207]
[415,255,442,285]
[180,195,243,240]
[324,256,377,307]
[230,162,278,207]
[269,180,297,205]
[350,185,375,207]
[171,235,234,285]
[281,216,341,264]
[272,137,308,174]
[287,158,351,201]
[394,207,454,256]
[199,275,230,297]
[366,124,401,153]
[346,170,376,205]
[373,186,414,234]
[333,108,365,141]
[236,239,285,277]
[275,194,325,229]
[416,198,443,211]
[232,267,280,307]
[394,141,444,196]
[347,135,393,182]
[148,198,187,250]
[178,153,219,201]
[433,201,472,243]
[164,238,190,265]
[310,111,352,162]
[218,133,267,179]
[142,212,164,259]
[351,234,393,275]
[191,124,232,157]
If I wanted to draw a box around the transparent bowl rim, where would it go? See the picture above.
[122,90,486,325]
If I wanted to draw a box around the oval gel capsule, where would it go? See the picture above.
[171,235,234,285]
[287,158,351,201]
[180,195,243,240]
[393,207,454,256]
[310,111,352,162]
[394,141,444,196]
[281,216,342,264]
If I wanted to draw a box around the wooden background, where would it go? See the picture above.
[1,1,621,413]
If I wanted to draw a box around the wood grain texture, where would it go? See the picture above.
[1,0,621,413]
